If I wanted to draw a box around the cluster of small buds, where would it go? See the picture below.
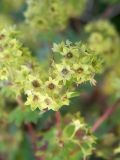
[85,20,120,68]
[0,28,102,111]
[24,0,86,32]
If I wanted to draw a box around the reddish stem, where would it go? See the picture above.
[92,98,120,132]
[17,96,45,160]
[26,124,44,160]
[101,4,120,19]
[26,123,36,144]
[102,6,113,18]
[55,111,61,136]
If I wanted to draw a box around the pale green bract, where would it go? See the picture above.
[0,27,102,111]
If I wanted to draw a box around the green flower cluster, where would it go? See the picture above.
[0,28,102,111]
[24,0,86,32]
[84,20,120,98]
[52,40,102,85]
[85,20,120,68]
[0,27,46,105]
[103,63,120,97]
[35,113,95,159]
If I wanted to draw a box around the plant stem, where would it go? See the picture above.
[56,111,61,136]
[16,95,25,111]
[102,4,120,19]
[92,98,120,132]
[26,123,36,145]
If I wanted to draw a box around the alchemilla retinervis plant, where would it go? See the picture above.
[0,0,120,160]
